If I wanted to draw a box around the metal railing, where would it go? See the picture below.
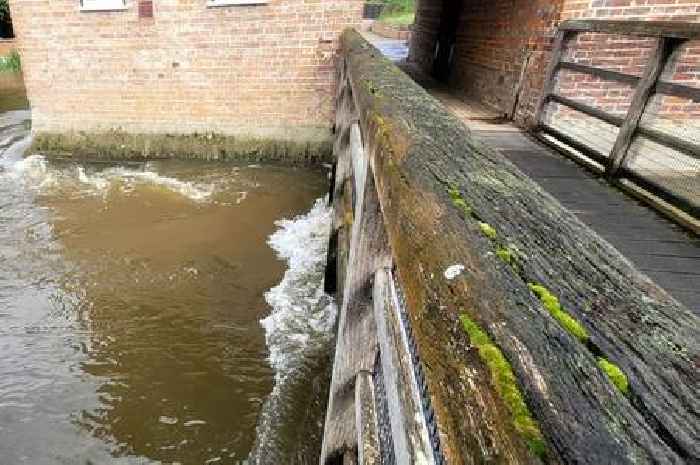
[535,20,700,219]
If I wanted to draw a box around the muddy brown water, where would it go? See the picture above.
[0,87,335,464]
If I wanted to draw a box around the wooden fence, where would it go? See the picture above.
[535,20,700,219]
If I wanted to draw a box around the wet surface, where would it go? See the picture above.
[0,105,334,464]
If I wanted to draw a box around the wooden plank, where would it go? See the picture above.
[372,267,437,465]
[548,93,624,127]
[619,167,700,218]
[534,29,569,128]
[655,80,700,102]
[351,123,367,212]
[637,125,700,161]
[559,61,641,86]
[540,123,609,165]
[559,19,700,39]
[614,178,700,236]
[355,371,381,465]
[340,29,700,464]
[322,67,391,462]
[608,38,676,176]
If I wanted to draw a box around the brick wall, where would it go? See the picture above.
[450,0,563,122]
[10,0,363,140]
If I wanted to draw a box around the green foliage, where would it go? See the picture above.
[0,49,20,73]
[479,222,497,240]
[378,0,415,25]
[597,358,629,395]
[0,0,9,22]
[459,314,546,458]
[528,283,589,343]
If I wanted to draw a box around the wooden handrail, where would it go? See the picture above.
[559,19,700,39]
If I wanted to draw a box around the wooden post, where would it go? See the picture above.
[355,371,381,465]
[373,267,437,465]
[606,37,677,177]
[534,29,570,128]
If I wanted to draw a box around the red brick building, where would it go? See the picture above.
[10,0,363,145]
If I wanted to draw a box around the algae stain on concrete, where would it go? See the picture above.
[30,130,333,165]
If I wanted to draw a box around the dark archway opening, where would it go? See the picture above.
[0,1,14,38]
[431,0,462,82]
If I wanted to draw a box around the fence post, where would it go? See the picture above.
[606,37,677,177]
[534,29,571,128]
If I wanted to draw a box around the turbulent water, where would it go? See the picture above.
[0,109,335,464]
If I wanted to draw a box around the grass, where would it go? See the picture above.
[459,314,546,458]
[377,0,415,26]
[0,50,21,73]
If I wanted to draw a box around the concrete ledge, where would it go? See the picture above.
[30,129,333,165]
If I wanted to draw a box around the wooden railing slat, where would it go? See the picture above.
[535,29,570,128]
[548,93,624,127]
[607,38,677,176]
[560,19,700,39]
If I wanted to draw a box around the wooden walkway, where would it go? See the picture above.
[366,37,700,314]
[469,122,700,314]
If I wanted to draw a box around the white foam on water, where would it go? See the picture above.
[75,166,215,202]
[261,197,336,383]
[2,150,215,203]
[249,198,335,464]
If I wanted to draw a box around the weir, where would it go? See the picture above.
[321,29,699,465]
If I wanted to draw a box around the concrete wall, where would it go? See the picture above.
[9,0,363,141]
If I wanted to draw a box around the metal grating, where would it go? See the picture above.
[373,351,396,465]
[391,275,446,465]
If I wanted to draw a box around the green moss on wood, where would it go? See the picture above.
[448,185,473,217]
[528,284,589,343]
[496,246,514,265]
[479,222,497,240]
[459,314,546,458]
[597,358,629,395]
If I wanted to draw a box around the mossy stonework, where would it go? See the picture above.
[327,29,699,465]
[30,129,333,165]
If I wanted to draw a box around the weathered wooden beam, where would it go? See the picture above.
[608,38,676,176]
[548,93,624,127]
[539,123,609,166]
[373,267,437,465]
[339,29,700,464]
[637,125,700,161]
[558,61,641,86]
[534,29,570,128]
[355,371,381,465]
[655,80,700,102]
[322,76,391,461]
[619,167,700,219]
[559,19,700,39]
